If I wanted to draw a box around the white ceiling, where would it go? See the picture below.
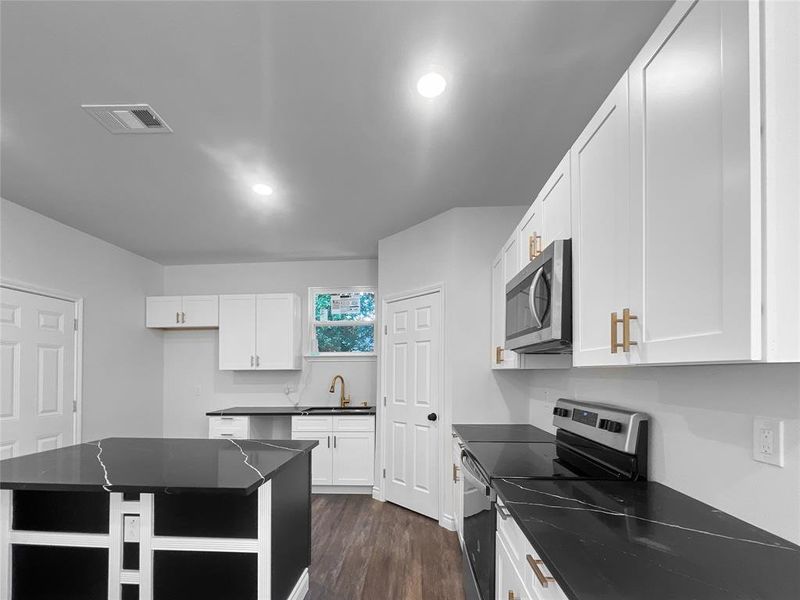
[1,1,671,265]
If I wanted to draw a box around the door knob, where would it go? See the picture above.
[427,413,438,422]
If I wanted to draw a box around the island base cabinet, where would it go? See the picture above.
[1,455,312,600]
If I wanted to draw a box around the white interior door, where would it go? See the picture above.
[218,295,256,370]
[0,287,76,458]
[384,291,441,520]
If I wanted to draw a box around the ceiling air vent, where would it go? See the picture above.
[81,104,173,134]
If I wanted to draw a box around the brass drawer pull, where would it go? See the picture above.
[495,346,504,364]
[452,464,460,482]
[622,307,638,352]
[529,234,536,261]
[508,591,517,600]
[526,555,556,588]
[611,311,621,353]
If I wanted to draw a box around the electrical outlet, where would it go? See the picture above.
[753,417,784,467]
[123,515,140,542]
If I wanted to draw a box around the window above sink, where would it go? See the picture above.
[306,287,377,361]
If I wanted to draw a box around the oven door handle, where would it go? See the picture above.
[460,451,491,497]
[528,266,545,328]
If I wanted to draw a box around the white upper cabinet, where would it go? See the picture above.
[219,295,257,369]
[518,151,572,270]
[491,245,519,369]
[628,0,760,364]
[255,294,302,369]
[571,74,635,367]
[219,293,301,370]
[146,295,218,328]
[502,230,519,284]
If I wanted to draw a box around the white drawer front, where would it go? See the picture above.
[208,416,249,439]
[291,416,334,432]
[497,499,568,600]
[333,415,375,432]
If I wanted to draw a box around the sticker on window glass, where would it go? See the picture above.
[331,293,361,316]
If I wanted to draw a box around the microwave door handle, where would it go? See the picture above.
[528,266,545,328]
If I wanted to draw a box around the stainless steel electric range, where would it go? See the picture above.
[458,399,649,600]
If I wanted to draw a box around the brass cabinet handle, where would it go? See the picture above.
[526,555,556,588]
[452,464,460,482]
[528,234,536,261]
[611,312,621,353]
[508,591,517,600]
[535,234,543,257]
[495,346,504,364]
[622,307,638,352]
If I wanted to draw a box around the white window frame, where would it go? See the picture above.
[306,286,377,360]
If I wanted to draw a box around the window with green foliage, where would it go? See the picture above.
[309,287,376,355]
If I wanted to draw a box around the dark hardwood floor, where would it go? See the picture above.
[309,494,465,600]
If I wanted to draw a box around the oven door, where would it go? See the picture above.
[505,238,571,353]
[461,450,496,600]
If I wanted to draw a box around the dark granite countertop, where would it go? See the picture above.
[206,405,376,416]
[493,478,800,600]
[452,423,556,443]
[0,437,317,495]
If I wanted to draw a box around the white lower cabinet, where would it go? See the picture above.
[497,500,568,600]
[291,432,334,485]
[291,416,375,488]
[452,436,464,544]
[208,416,250,439]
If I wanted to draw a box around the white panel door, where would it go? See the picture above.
[145,296,182,328]
[541,151,572,246]
[292,432,333,485]
[0,288,75,458]
[181,295,218,328]
[332,432,374,486]
[219,295,256,370]
[384,291,441,519]
[571,74,638,367]
[255,294,300,369]
[629,0,761,363]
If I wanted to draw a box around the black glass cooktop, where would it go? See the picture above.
[464,441,627,481]
[452,424,556,443]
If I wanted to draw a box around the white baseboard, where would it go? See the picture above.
[287,567,309,600]
[312,485,373,495]
[371,486,384,501]
[439,512,456,532]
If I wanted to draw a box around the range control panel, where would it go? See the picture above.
[552,399,648,454]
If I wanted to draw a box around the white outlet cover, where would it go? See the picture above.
[752,417,784,467]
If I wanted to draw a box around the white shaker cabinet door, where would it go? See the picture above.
[181,295,218,328]
[332,432,374,486]
[629,0,761,364]
[255,294,301,370]
[218,295,257,370]
[571,74,637,367]
[145,296,182,328]
[492,247,519,369]
[517,198,543,271]
[541,151,572,247]
[292,432,333,485]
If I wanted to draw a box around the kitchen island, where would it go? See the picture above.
[0,437,317,600]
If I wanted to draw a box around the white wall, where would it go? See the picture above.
[378,206,529,523]
[162,259,378,438]
[0,198,164,439]
[525,364,800,543]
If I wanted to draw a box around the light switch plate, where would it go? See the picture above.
[753,417,784,467]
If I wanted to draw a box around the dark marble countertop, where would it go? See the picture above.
[493,478,800,600]
[0,437,317,495]
[206,405,376,416]
[452,423,556,443]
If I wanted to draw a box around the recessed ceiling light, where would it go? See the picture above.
[417,72,447,98]
[252,183,274,196]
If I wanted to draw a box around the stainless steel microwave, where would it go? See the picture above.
[505,239,572,353]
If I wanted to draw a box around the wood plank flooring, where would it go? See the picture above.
[309,494,466,600]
